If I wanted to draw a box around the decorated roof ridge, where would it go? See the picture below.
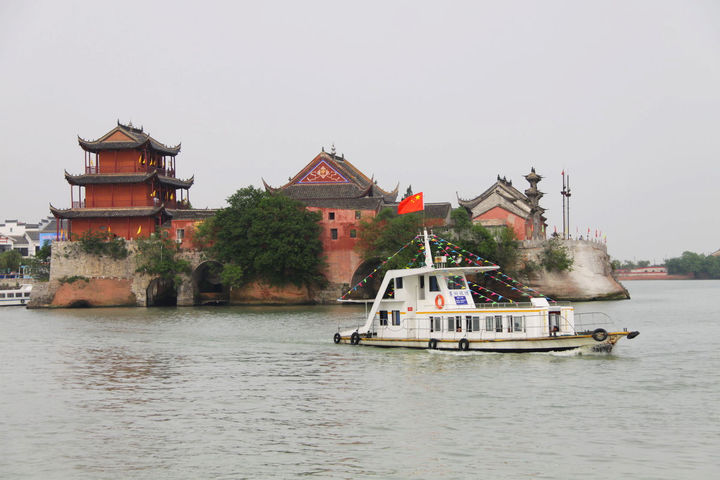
[457,177,529,210]
[78,122,181,155]
[63,170,194,188]
[265,151,396,197]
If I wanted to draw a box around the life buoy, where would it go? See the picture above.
[350,332,360,345]
[592,328,608,342]
[435,294,445,309]
[458,338,469,351]
[333,333,341,344]
[428,339,438,349]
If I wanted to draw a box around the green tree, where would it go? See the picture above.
[356,208,425,271]
[540,237,574,272]
[27,243,51,281]
[135,232,191,288]
[204,186,325,287]
[0,249,23,272]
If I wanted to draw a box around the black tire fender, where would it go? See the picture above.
[428,339,438,349]
[627,331,640,340]
[459,338,469,351]
[333,333,341,344]
[592,328,608,342]
[350,332,360,345]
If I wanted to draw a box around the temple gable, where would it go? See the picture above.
[298,160,349,184]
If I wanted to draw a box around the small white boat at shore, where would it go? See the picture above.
[335,230,638,353]
[0,284,32,307]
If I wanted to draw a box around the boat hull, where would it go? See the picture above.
[336,333,628,353]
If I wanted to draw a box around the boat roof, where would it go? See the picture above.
[385,264,498,279]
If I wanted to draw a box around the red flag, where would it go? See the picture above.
[398,192,424,214]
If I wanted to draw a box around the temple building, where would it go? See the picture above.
[51,122,194,240]
[458,168,547,241]
[263,149,399,285]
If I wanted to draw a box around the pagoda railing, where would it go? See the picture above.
[72,200,86,208]
[85,166,98,174]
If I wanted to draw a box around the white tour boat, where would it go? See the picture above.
[0,284,32,307]
[335,230,639,353]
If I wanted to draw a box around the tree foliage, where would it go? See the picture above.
[449,207,521,270]
[540,237,574,272]
[135,232,191,288]
[75,230,129,259]
[27,243,51,281]
[0,249,22,272]
[666,251,720,278]
[202,186,325,287]
[356,208,425,269]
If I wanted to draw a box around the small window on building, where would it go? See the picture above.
[395,277,403,289]
[434,316,442,332]
[330,228,338,240]
[379,310,388,326]
[429,276,440,292]
[355,211,361,219]
[350,229,357,238]
[392,310,401,326]
[329,212,335,220]
[495,315,503,333]
[177,228,185,240]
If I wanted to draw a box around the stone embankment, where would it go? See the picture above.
[518,239,629,301]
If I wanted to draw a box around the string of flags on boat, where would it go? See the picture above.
[340,232,553,303]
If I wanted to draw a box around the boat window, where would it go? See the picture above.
[15,292,23,298]
[379,310,388,326]
[429,316,434,332]
[395,277,403,289]
[447,316,455,332]
[495,315,503,333]
[485,316,493,331]
[0,293,5,298]
[419,276,425,300]
[455,316,462,332]
[434,316,442,332]
[446,275,467,290]
[429,276,440,292]
[465,316,472,332]
[25,292,31,297]
[392,310,401,326]
[549,312,560,330]
[471,316,480,332]
[383,280,395,299]
[513,316,525,333]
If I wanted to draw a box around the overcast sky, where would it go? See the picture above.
[1,0,718,262]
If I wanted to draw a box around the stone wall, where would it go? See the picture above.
[518,239,629,301]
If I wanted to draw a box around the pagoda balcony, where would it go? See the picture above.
[72,200,86,208]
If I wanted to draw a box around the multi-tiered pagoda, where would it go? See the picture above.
[51,121,194,240]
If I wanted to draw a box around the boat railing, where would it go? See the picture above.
[573,312,615,334]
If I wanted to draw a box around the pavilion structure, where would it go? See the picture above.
[458,168,547,241]
[263,148,399,285]
[51,121,194,240]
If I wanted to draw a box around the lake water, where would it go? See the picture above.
[1,280,719,479]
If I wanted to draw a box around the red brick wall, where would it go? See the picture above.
[308,207,374,284]
[474,206,529,240]
[70,216,155,240]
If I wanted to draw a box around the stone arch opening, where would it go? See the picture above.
[192,261,228,305]
[68,300,91,308]
[348,258,383,299]
[146,278,177,307]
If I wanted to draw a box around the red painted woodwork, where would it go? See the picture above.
[474,206,530,240]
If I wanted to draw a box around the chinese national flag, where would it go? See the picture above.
[398,192,424,214]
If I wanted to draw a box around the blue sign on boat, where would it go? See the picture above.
[454,295,467,305]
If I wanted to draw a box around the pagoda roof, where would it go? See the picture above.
[383,202,453,221]
[263,151,398,203]
[49,204,164,219]
[165,208,218,220]
[64,171,194,188]
[458,176,533,218]
[78,121,181,155]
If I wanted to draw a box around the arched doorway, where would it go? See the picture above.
[192,261,229,305]
[348,258,383,299]
[146,278,177,307]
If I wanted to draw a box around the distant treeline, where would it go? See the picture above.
[613,252,720,279]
